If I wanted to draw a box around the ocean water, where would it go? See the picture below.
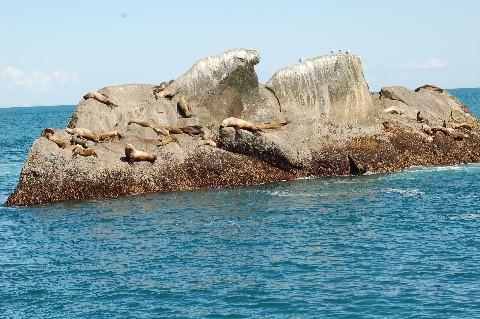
[1,90,480,318]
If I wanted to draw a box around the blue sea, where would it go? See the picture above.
[1,88,480,318]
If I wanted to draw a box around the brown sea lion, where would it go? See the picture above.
[421,124,433,135]
[70,134,89,148]
[66,128,100,142]
[383,106,404,115]
[128,119,152,128]
[180,125,204,137]
[431,126,456,135]
[162,126,183,134]
[221,117,262,133]
[83,91,118,108]
[452,122,474,130]
[177,96,192,118]
[257,121,289,130]
[153,80,174,94]
[125,144,156,162]
[72,145,97,157]
[157,135,178,146]
[128,119,169,136]
[152,126,170,136]
[200,139,217,147]
[156,90,175,99]
[99,131,123,142]
[41,128,67,149]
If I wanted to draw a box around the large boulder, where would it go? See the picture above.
[6,49,480,207]
[266,54,374,124]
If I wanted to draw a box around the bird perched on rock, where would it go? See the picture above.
[298,57,304,62]
[330,49,335,54]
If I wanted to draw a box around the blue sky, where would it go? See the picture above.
[0,0,478,107]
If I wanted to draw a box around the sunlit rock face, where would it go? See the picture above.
[266,54,374,124]
[6,48,480,207]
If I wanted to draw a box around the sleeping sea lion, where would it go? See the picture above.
[66,128,100,142]
[125,144,156,162]
[72,145,97,157]
[83,91,118,108]
[452,122,474,130]
[128,119,169,136]
[383,106,404,115]
[177,96,192,118]
[200,139,217,147]
[221,117,262,133]
[257,122,289,130]
[157,135,178,146]
[99,131,122,142]
[41,128,67,149]
[156,90,175,99]
[180,125,204,137]
[70,134,89,148]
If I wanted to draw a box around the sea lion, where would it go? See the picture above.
[383,106,404,115]
[128,119,169,136]
[70,134,89,148]
[151,126,170,136]
[83,91,118,108]
[41,128,67,149]
[157,135,178,146]
[177,96,192,118]
[221,117,262,133]
[180,125,204,137]
[125,144,157,162]
[200,139,217,147]
[257,122,289,130]
[220,118,288,133]
[128,119,152,128]
[156,90,175,99]
[66,128,100,142]
[72,145,97,157]
[347,155,367,176]
[153,80,174,94]
[416,111,427,123]
[161,126,183,134]
[431,126,456,135]
[415,84,443,93]
[98,131,122,142]
[452,122,474,130]
[421,124,433,135]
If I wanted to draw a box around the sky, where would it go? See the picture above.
[0,0,479,107]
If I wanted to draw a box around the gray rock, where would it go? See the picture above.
[266,54,374,124]
[6,49,480,206]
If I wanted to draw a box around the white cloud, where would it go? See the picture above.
[0,66,79,92]
[389,58,447,71]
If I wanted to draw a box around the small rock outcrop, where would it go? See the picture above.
[6,49,480,206]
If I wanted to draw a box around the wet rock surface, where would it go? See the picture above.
[6,49,480,206]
